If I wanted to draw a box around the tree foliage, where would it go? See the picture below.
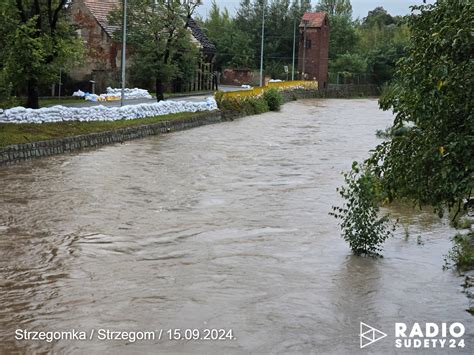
[1,1,82,108]
[333,0,474,255]
[355,9,409,85]
[263,87,283,111]
[204,1,254,70]
[362,6,395,29]
[315,0,352,18]
[374,0,473,213]
[201,0,407,85]
[202,0,311,77]
[110,0,200,101]
[330,53,367,75]
[331,162,393,256]
[327,15,357,62]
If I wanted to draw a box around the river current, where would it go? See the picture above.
[0,99,471,354]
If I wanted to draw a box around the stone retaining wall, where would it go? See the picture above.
[0,111,222,166]
[319,84,381,98]
[281,89,320,101]
[0,90,322,166]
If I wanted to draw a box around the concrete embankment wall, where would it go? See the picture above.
[0,90,323,166]
[318,84,381,98]
[0,111,222,166]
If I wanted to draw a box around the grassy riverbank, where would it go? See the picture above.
[0,85,310,150]
[0,82,317,150]
[0,111,204,148]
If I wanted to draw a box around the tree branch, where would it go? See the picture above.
[182,0,201,18]
[33,0,42,29]
[16,0,27,23]
[51,0,68,33]
[48,0,53,28]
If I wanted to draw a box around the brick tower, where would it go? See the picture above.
[297,12,329,88]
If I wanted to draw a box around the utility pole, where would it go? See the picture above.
[291,18,296,81]
[259,0,266,87]
[302,20,308,80]
[120,0,128,107]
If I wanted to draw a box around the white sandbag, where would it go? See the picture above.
[104,87,153,100]
[0,97,218,124]
[72,90,85,97]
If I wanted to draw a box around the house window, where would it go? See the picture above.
[306,40,312,49]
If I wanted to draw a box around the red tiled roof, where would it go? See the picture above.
[83,0,120,36]
[300,12,328,28]
[81,0,215,52]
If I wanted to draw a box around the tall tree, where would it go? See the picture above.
[204,0,314,75]
[355,7,410,84]
[363,7,395,29]
[328,15,357,61]
[202,1,253,70]
[315,0,357,69]
[315,0,352,18]
[2,1,82,108]
[110,0,201,101]
[0,2,14,102]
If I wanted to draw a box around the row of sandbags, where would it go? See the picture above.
[72,88,153,102]
[0,97,218,124]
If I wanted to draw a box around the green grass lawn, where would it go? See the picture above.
[0,111,207,148]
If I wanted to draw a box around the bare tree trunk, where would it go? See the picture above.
[26,78,40,109]
[155,78,164,102]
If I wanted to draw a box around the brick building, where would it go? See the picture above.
[297,12,329,88]
[67,0,216,93]
[67,0,121,93]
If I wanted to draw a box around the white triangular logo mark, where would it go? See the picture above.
[360,322,387,348]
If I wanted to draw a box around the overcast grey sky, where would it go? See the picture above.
[196,0,435,20]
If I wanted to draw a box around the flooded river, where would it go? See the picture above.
[0,99,471,354]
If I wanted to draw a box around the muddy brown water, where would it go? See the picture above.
[0,99,471,354]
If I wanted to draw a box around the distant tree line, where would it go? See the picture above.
[200,0,410,85]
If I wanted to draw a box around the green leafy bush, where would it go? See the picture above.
[376,0,473,215]
[214,91,225,107]
[331,162,394,256]
[444,232,474,271]
[263,88,283,111]
[245,96,269,114]
[215,91,269,116]
[333,1,473,258]
[217,96,244,112]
